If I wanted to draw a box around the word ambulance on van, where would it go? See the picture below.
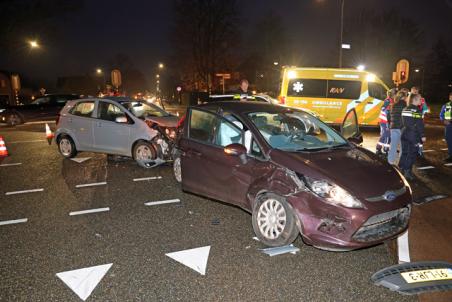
[278,67,389,126]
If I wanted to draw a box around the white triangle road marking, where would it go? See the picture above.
[166,246,211,275]
[56,263,112,301]
[70,157,91,163]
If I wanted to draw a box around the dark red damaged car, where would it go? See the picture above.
[172,101,412,251]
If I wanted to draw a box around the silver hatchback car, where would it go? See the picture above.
[55,97,179,167]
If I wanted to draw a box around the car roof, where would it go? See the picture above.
[196,101,290,114]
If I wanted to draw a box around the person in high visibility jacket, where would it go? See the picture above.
[233,79,255,101]
[399,93,426,180]
[376,89,396,156]
[411,86,429,117]
[440,92,452,162]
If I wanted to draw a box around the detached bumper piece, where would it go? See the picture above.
[352,206,410,243]
[371,261,452,295]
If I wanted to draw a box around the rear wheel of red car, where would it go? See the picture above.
[252,193,299,247]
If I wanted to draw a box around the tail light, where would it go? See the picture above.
[177,113,186,129]
[278,96,286,105]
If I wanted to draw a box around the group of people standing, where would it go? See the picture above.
[376,86,452,180]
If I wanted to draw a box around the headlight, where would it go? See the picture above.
[165,128,177,139]
[304,176,364,208]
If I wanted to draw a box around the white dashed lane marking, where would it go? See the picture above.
[0,218,28,226]
[5,188,44,195]
[75,182,107,188]
[0,163,22,167]
[144,199,180,206]
[444,163,452,167]
[69,207,110,216]
[417,166,435,170]
[133,176,162,182]
[422,150,435,153]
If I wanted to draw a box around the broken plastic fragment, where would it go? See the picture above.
[260,244,299,256]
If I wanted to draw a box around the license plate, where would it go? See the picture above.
[401,268,452,284]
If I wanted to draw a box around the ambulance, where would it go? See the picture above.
[278,67,389,126]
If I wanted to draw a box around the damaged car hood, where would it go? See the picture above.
[269,146,405,199]
[144,115,179,127]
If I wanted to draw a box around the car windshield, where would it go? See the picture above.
[121,101,170,119]
[247,110,348,151]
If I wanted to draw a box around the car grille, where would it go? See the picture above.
[352,206,411,243]
[365,186,407,202]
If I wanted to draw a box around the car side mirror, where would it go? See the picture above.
[115,116,128,123]
[348,133,363,145]
[224,143,248,164]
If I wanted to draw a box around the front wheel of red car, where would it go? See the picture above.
[252,193,299,247]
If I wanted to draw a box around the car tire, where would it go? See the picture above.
[58,135,77,158]
[7,113,22,126]
[133,141,157,168]
[252,193,299,247]
[173,152,182,183]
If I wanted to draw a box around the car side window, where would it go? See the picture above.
[189,109,218,143]
[70,101,95,117]
[368,82,387,100]
[98,101,126,122]
[250,139,263,157]
[33,97,51,105]
[215,119,243,147]
[56,96,71,104]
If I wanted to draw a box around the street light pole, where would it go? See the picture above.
[339,0,345,68]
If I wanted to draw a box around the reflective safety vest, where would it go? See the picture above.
[233,94,255,100]
[445,102,452,120]
[378,98,391,123]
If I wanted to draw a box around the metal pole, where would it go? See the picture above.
[339,0,345,68]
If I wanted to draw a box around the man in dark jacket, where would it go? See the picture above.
[387,91,407,165]
[399,93,426,179]
[233,79,255,101]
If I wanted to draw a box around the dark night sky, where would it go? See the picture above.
[2,0,451,88]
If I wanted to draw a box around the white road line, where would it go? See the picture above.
[422,150,435,153]
[440,148,449,151]
[8,139,46,144]
[444,163,452,167]
[5,188,44,195]
[417,166,435,170]
[0,163,22,167]
[75,182,107,188]
[24,121,55,125]
[133,176,162,182]
[144,199,180,206]
[397,231,410,263]
[0,218,28,226]
[69,207,110,216]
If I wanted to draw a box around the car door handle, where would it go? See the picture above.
[187,150,202,157]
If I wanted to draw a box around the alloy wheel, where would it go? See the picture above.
[257,198,287,240]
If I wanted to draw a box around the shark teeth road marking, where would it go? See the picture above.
[0,218,28,226]
[56,263,112,301]
[75,182,107,188]
[5,188,44,195]
[133,176,162,182]
[144,199,180,206]
[397,231,410,263]
[70,157,91,163]
[0,162,22,167]
[166,246,211,275]
[417,166,435,170]
[69,207,110,216]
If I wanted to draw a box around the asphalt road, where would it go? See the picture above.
[0,122,450,302]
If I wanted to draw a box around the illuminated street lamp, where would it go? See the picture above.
[414,67,425,92]
[95,68,106,93]
[357,65,365,71]
[96,68,103,74]
[29,40,39,49]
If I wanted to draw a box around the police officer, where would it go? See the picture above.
[234,79,255,101]
[440,92,452,162]
[376,89,396,156]
[411,86,429,117]
[399,93,426,180]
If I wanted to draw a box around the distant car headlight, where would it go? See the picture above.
[304,176,364,208]
[0,109,6,113]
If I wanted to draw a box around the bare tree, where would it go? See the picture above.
[171,0,239,91]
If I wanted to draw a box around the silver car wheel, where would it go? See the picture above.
[257,198,287,240]
[59,138,72,157]
[135,145,153,161]
[173,156,182,183]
